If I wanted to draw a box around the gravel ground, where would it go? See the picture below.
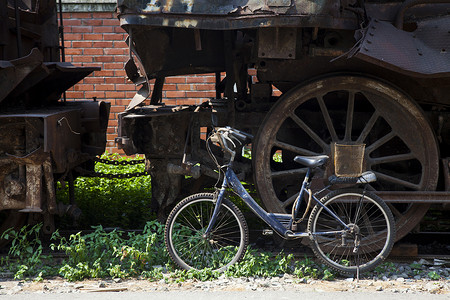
[0,275,449,295]
[1,259,449,296]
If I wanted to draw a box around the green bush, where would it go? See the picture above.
[56,153,152,229]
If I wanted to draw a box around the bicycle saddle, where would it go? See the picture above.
[293,155,329,168]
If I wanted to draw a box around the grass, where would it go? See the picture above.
[55,152,152,229]
[0,222,336,282]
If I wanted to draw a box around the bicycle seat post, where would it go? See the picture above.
[292,166,312,223]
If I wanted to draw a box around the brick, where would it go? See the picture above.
[103,34,125,41]
[94,56,114,63]
[72,56,93,63]
[84,48,103,55]
[176,84,192,91]
[165,77,186,84]
[72,41,92,48]
[63,19,82,26]
[113,56,128,63]
[93,26,115,33]
[96,12,115,18]
[84,77,104,84]
[83,33,103,40]
[72,26,93,33]
[110,106,126,113]
[187,76,208,83]
[74,84,94,91]
[186,91,212,98]
[165,91,186,98]
[65,91,84,99]
[106,91,126,98]
[108,119,118,127]
[103,63,124,70]
[96,70,115,77]
[92,41,114,48]
[106,77,126,84]
[164,84,177,91]
[104,48,127,55]
[103,19,120,26]
[112,99,131,106]
[164,100,177,105]
[125,91,137,98]
[82,19,103,26]
[194,84,214,91]
[65,48,83,55]
[64,33,82,40]
[116,84,137,91]
[182,99,200,105]
[85,91,106,99]
[96,84,115,90]
[114,70,127,77]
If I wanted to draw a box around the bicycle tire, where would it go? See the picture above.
[307,189,395,274]
[165,193,249,272]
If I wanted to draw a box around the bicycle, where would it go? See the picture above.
[165,126,395,275]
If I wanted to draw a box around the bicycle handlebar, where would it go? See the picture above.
[210,127,253,156]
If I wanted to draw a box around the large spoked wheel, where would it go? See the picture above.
[253,75,439,241]
[308,189,395,274]
[165,193,249,272]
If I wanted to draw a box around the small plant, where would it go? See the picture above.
[56,152,152,229]
[0,224,57,280]
[427,271,441,280]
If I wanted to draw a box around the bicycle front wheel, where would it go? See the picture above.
[308,189,395,274]
[165,193,249,272]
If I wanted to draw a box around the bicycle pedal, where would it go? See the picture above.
[262,229,273,236]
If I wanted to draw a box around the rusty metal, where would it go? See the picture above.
[1,1,110,239]
[377,191,450,204]
[354,18,450,78]
[394,0,450,29]
[114,0,450,244]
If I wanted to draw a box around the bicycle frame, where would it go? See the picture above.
[205,165,350,239]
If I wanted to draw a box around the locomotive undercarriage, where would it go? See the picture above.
[0,0,110,242]
[116,0,450,241]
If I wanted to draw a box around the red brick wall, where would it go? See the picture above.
[63,12,216,154]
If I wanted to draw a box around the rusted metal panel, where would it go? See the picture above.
[354,17,450,78]
[118,0,339,16]
[117,0,357,30]
[258,28,297,59]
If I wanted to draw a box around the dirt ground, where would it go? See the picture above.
[1,276,449,296]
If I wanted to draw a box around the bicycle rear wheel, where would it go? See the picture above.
[165,193,249,272]
[308,189,395,274]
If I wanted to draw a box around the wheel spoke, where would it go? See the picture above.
[344,92,355,142]
[317,96,338,141]
[369,152,416,165]
[373,171,420,190]
[356,111,379,144]
[273,140,319,156]
[271,168,308,178]
[365,131,396,154]
[289,112,328,150]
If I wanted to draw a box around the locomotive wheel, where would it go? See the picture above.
[253,75,439,241]
[0,210,26,248]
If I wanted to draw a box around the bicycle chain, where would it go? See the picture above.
[94,157,146,166]
[77,157,149,179]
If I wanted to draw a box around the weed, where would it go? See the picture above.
[427,271,441,280]
[56,152,152,229]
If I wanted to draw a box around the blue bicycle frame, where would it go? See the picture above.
[205,166,351,239]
